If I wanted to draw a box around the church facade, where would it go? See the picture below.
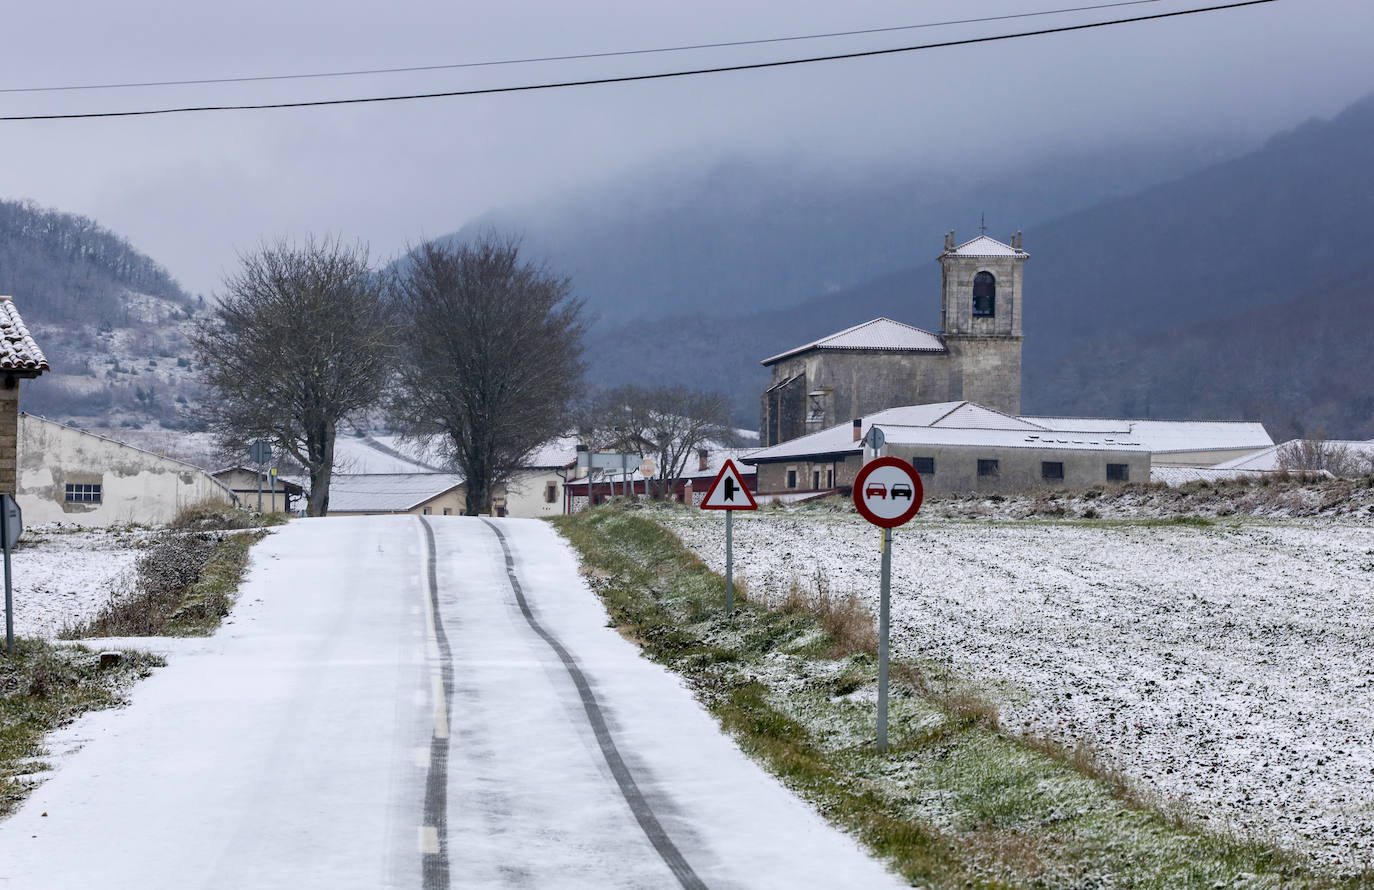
[759,232,1027,447]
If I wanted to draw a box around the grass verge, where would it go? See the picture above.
[63,529,267,638]
[0,639,163,817]
[554,506,1356,889]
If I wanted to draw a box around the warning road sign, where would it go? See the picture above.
[852,456,923,528]
[699,459,758,511]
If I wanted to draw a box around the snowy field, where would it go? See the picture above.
[661,508,1374,868]
[5,524,145,637]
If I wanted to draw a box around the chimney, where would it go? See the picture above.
[697,447,709,472]
[852,419,863,443]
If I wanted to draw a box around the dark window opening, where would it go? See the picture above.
[972,270,996,317]
[912,456,935,475]
[977,459,999,477]
[544,482,558,503]
[64,483,102,504]
[826,468,834,488]
[812,470,820,489]
[786,469,797,489]
[1042,461,1064,481]
[1107,463,1129,482]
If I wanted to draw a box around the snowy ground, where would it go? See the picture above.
[661,508,1374,869]
[6,524,146,638]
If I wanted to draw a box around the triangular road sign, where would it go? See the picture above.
[699,459,758,511]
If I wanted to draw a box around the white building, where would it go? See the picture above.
[17,414,235,526]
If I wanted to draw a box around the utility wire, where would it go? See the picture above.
[0,0,1277,122]
[0,0,1165,95]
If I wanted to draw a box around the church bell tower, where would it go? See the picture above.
[939,229,1028,415]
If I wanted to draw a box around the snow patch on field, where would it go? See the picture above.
[7,524,146,637]
[662,509,1374,867]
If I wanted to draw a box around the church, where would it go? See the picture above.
[759,230,1026,446]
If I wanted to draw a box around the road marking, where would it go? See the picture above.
[481,519,709,890]
[417,517,453,890]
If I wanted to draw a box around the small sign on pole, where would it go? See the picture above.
[699,459,757,616]
[250,441,272,512]
[852,456,924,753]
[2,494,22,656]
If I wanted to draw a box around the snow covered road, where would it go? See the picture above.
[0,516,902,889]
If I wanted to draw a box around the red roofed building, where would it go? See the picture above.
[0,296,49,495]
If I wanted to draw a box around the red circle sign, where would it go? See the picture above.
[852,456,924,528]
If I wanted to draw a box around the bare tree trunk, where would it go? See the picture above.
[306,423,336,517]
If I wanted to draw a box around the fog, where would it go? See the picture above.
[0,0,1369,295]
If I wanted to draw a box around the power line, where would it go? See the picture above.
[0,0,1166,95]
[0,1,1278,123]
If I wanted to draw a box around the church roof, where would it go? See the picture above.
[941,235,1028,259]
[760,317,946,366]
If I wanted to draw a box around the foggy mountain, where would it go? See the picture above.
[452,138,1245,326]
[586,90,1374,438]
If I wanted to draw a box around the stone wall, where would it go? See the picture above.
[944,335,1022,416]
[0,379,17,495]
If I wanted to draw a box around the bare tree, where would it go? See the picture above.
[586,385,734,498]
[192,236,394,516]
[1276,436,1361,477]
[390,235,585,515]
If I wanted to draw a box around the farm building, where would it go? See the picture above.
[0,296,49,496]
[746,401,1273,497]
[325,473,466,516]
[16,414,235,526]
[211,466,305,513]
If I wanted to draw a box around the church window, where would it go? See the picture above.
[972,271,996,317]
[1107,463,1129,482]
[977,459,999,477]
[912,457,935,475]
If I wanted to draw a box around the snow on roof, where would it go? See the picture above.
[1151,466,1276,486]
[941,235,1027,259]
[327,473,464,512]
[523,435,580,469]
[747,402,970,462]
[761,318,945,366]
[0,297,49,374]
[1028,417,1273,454]
[931,402,1046,431]
[1212,439,1374,471]
[881,425,1149,453]
[332,436,443,474]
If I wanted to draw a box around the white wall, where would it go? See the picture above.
[500,469,566,518]
[17,415,233,527]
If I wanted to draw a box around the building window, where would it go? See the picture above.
[544,482,558,504]
[65,483,103,503]
[812,470,820,489]
[912,456,935,475]
[977,459,999,477]
[786,468,798,489]
[1107,463,1129,482]
[972,271,996,317]
[442,508,452,515]
[1041,461,1064,481]
[826,468,834,488]
[422,507,431,515]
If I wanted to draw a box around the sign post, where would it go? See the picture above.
[1,494,22,656]
[699,459,758,616]
[852,454,924,753]
[250,440,272,512]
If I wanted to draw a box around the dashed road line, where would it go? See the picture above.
[481,519,709,890]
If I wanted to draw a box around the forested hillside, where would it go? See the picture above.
[0,200,190,325]
[0,199,202,428]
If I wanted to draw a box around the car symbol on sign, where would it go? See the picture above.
[891,483,913,500]
[864,483,887,499]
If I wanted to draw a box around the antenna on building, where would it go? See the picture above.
[979,213,987,236]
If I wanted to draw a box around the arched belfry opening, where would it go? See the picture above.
[972,271,996,317]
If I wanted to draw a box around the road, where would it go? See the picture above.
[0,516,905,889]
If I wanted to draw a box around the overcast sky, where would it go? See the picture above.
[1,0,1370,296]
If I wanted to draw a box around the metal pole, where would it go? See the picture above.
[270,469,276,512]
[877,526,892,753]
[725,509,734,617]
[2,507,12,656]
[256,464,263,512]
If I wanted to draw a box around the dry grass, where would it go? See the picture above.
[779,568,877,657]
